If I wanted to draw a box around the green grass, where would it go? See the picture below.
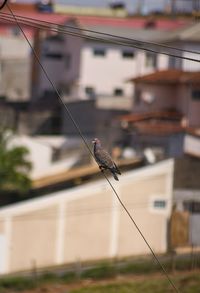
[0,255,200,292]
[0,276,36,292]
[70,273,200,293]
[81,263,116,280]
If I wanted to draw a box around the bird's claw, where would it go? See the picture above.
[99,165,105,172]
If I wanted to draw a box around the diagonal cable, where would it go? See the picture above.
[0,12,199,63]
[0,10,200,55]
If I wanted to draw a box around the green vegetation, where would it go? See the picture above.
[0,255,200,292]
[1,270,200,293]
[70,273,200,293]
[0,129,32,195]
[0,276,36,291]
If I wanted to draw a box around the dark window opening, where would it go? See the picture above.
[145,52,157,68]
[153,200,166,209]
[93,48,106,57]
[85,87,95,98]
[192,90,200,101]
[122,50,135,59]
[114,88,124,96]
[44,53,63,59]
[183,200,200,213]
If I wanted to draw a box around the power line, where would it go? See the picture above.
[4,5,179,292]
[0,10,200,56]
[0,12,200,63]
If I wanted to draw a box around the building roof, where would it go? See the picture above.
[119,110,183,123]
[119,110,185,136]
[164,22,200,42]
[82,25,172,42]
[129,69,200,85]
[0,3,192,40]
[32,157,141,189]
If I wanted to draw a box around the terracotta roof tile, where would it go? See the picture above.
[129,69,200,85]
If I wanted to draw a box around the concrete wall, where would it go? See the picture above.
[132,83,177,112]
[10,135,79,180]
[0,36,31,101]
[0,159,174,275]
[38,20,83,99]
[133,83,200,127]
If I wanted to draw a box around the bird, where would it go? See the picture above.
[92,138,121,181]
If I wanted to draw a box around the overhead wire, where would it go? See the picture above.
[3,4,180,292]
[0,11,199,63]
[0,10,200,56]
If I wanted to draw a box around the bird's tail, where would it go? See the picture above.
[112,171,119,181]
[114,163,121,175]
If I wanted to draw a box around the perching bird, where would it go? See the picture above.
[92,138,121,181]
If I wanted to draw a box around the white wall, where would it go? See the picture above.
[182,43,200,72]
[79,41,169,99]
[0,36,31,100]
[10,135,79,180]
[0,159,174,274]
[0,36,30,59]
[79,43,137,98]
[184,134,200,157]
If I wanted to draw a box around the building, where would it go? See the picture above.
[0,35,30,102]
[164,22,200,71]
[9,135,81,180]
[0,3,194,137]
[0,159,174,275]
[77,18,189,100]
[34,19,83,102]
[118,69,200,157]
[129,69,200,126]
[1,3,191,102]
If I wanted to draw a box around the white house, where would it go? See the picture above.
[9,135,80,180]
[0,159,174,275]
[78,25,172,100]
[0,35,31,101]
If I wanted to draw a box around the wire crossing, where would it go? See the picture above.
[6,4,179,292]
[0,11,200,63]
[1,10,200,55]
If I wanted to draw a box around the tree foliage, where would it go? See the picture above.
[0,130,32,194]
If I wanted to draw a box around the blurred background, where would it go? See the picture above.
[0,0,200,292]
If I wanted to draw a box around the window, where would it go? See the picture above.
[85,87,95,98]
[44,52,63,59]
[153,200,166,209]
[145,52,157,68]
[192,90,200,101]
[169,56,182,69]
[183,200,200,213]
[11,27,21,36]
[93,48,106,57]
[150,197,167,214]
[114,88,124,96]
[122,50,135,59]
